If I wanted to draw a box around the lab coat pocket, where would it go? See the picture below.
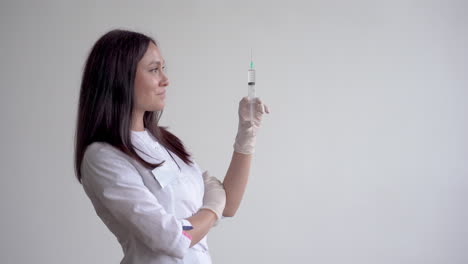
[151,163,180,189]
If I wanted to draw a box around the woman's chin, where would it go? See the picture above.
[152,102,165,111]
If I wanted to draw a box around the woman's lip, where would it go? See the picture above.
[157,91,166,95]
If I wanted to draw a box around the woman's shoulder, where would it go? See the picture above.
[83,142,130,164]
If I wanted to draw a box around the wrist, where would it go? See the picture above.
[200,208,217,218]
[199,207,220,221]
[234,132,256,154]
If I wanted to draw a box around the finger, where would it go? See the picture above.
[264,104,270,114]
[206,176,222,186]
[240,97,249,105]
[255,102,265,114]
[254,112,264,122]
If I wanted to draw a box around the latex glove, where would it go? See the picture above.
[200,171,226,221]
[234,97,270,154]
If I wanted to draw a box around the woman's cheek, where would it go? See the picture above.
[152,77,159,86]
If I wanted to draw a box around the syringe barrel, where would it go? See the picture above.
[248,69,256,85]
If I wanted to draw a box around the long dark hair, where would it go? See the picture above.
[74,29,193,183]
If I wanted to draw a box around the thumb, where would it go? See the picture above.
[202,171,210,180]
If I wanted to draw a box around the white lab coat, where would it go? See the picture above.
[81,129,216,263]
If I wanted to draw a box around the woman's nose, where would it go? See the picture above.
[160,72,169,87]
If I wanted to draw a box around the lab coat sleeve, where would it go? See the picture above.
[81,145,191,259]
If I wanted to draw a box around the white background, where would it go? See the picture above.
[0,0,467,263]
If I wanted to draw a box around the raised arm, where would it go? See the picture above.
[222,97,269,217]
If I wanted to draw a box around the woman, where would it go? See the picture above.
[74,29,269,264]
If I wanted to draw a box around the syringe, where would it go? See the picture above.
[247,49,256,125]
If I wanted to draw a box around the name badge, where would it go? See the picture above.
[151,162,179,188]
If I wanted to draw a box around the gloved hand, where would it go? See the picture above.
[200,171,226,221]
[234,97,270,154]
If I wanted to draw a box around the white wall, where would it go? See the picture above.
[0,0,467,263]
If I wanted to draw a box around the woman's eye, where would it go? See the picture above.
[150,66,166,73]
